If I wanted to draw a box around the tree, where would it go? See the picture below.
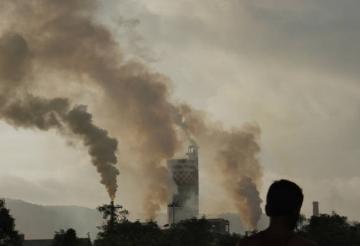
[216,232,242,246]
[295,213,307,232]
[52,228,80,246]
[94,204,216,246]
[113,220,163,246]
[96,203,128,223]
[94,203,130,246]
[0,199,23,246]
[94,203,164,246]
[348,222,360,246]
[162,217,215,246]
[298,212,360,246]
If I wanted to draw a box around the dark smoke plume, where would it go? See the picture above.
[67,105,119,201]
[0,0,264,222]
[1,0,179,217]
[0,33,119,201]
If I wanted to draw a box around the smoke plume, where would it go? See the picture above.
[173,106,198,147]
[1,0,179,217]
[0,0,264,223]
[179,105,263,228]
[0,32,119,200]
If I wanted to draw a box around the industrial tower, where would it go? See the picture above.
[167,145,199,224]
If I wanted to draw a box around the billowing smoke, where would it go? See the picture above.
[0,33,119,201]
[179,105,263,228]
[216,129,263,229]
[0,0,264,223]
[1,0,179,217]
[67,105,119,201]
[173,106,198,147]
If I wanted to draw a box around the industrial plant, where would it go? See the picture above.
[167,144,230,234]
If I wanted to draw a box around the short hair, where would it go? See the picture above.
[266,179,304,216]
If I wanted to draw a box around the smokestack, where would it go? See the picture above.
[110,201,115,227]
[312,201,319,217]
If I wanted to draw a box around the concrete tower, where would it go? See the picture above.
[168,145,199,224]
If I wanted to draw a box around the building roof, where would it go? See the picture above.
[23,238,91,246]
[23,240,52,246]
[206,218,230,224]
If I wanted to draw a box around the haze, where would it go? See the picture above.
[1,0,359,225]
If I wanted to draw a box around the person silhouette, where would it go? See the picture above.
[237,180,317,246]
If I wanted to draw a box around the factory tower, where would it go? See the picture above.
[168,145,199,224]
[313,201,319,217]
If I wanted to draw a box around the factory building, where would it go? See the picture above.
[207,219,230,234]
[168,145,199,224]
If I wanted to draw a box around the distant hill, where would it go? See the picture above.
[3,198,269,240]
[4,198,102,240]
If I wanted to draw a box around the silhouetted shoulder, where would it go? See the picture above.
[289,235,317,246]
[237,233,261,246]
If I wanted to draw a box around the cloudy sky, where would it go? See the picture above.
[1,0,360,222]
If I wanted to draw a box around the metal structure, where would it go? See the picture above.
[168,201,181,225]
[206,219,230,234]
[110,201,115,227]
[167,145,199,224]
[312,201,319,217]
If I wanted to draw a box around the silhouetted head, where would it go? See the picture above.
[265,180,304,230]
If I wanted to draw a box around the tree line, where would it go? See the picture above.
[1,198,360,246]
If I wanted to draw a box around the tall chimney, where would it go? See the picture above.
[110,201,115,226]
[312,201,319,217]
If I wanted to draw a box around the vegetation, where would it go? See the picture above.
[4,197,360,246]
[297,212,360,246]
[92,203,360,246]
[215,232,242,246]
[0,199,23,246]
[162,217,214,246]
[52,228,80,246]
[93,202,242,246]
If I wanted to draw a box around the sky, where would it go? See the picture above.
[1,0,360,222]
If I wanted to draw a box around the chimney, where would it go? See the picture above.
[110,201,115,226]
[312,201,319,217]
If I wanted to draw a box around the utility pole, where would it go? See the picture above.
[168,201,181,225]
[110,201,115,228]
